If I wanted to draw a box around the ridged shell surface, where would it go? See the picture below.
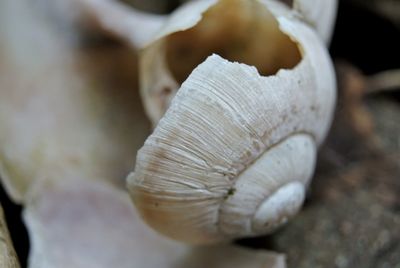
[128,0,336,244]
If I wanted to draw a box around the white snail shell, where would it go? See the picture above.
[128,0,336,244]
[293,0,338,44]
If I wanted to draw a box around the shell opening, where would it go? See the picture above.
[165,0,302,84]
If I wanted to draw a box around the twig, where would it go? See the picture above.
[73,0,167,48]
[367,69,400,94]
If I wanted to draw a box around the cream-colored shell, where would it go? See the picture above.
[139,0,217,125]
[138,0,337,127]
[293,0,338,44]
[128,0,336,244]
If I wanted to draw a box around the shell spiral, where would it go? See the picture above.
[128,0,336,244]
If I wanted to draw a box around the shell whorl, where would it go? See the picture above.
[128,0,336,244]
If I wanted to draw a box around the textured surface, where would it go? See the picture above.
[130,0,336,244]
[239,62,400,268]
[0,1,290,267]
[2,0,398,267]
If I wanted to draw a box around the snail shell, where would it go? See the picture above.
[293,0,338,44]
[128,0,336,244]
